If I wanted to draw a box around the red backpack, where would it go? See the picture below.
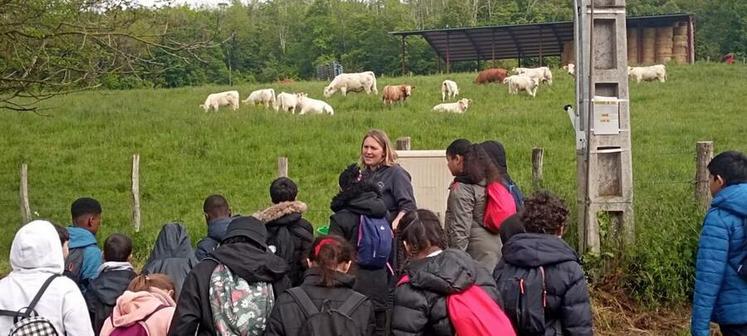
[483,182,517,233]
[397,275,516,336]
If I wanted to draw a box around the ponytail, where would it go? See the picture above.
[308,235,355,287]
[128,273,176,299]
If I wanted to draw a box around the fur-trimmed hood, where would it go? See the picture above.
[254,201,308,223]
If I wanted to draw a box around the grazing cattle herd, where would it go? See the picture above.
[198,63,669,114]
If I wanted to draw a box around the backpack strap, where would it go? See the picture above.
[110,304,170,327]
[336,292,366,316]
[0,274,59,319]
[287,287,319,318]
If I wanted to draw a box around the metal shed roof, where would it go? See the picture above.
[390,13,692,62]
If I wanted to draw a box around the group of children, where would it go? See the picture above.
[1,129,600,336]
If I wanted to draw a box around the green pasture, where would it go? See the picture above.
[1,63,745,306]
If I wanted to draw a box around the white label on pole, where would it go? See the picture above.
[592,96,620,135]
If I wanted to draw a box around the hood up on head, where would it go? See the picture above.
[11,220,64,274]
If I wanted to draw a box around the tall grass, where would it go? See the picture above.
[1,63,745,306]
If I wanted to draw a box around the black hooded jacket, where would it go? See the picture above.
[168,217,290,336]
[265,268,376,336]
[255,201,314,287]
[142,222,197,295]
[329,183,391,311]
[391,248,501,336]
[494,233,593,336]
[84,266,136,335]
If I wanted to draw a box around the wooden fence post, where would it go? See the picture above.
[396,137,412,151]
[20,163,31,224]
[131,154,141,232]
[532,147,544,190]
[278,157,288,177]
[695,141,714,209]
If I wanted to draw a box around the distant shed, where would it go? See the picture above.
[390,13,694,73]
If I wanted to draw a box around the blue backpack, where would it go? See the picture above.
[506,180,524,210]
[356,215,393,269]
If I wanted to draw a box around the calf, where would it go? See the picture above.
[563,64,575,77]
[628,64,667,83]
[199,91,239,112]
[441,80,459,101]
[243,88,276,108]
[297,94,334,115]
[274,92,303,113]
[382,85,413,105]
[504,75,540,97]
[474,68,509,84]
[432,98,471,113]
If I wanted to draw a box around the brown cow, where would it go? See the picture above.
[382,85,413,105]
[474,68,509,84]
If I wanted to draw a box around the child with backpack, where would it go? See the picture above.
[392,209,512,336]
[692,151,747,336]
[99,274,177,336]
[0,220,94,336]
[265,235,375,336]
[168,216,290,336]
[446,141,516,271]
[66,197,105,291]
[85,233,138,335]
[329,164,392,336]
[493,191,593,336]
[255,177,314,287]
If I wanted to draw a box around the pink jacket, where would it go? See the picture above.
[99,289,176,336]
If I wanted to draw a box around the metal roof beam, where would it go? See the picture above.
[505,27,524,58]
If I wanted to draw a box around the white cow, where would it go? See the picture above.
[441,80,459,101]
[432,98,471,113]
[513,66,553,85]
[243,88,276,108]
[504,75,540,97]
[274,92,304,113]
[199,90,239,112]
[297,94,334,115]
[628,64,667,83]
[563,63,575,77]
[323,71,378,97]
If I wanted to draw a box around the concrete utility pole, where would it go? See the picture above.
[573,0,634,254]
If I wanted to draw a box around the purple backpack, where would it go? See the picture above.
[109,305,168,336]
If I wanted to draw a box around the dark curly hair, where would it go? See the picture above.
[520,191,569,234]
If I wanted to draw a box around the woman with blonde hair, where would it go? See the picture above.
[99,274,176,336]
[358,129,416,229]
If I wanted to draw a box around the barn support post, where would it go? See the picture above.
[539,28,544,66]
[446,32,451,73]
[401,35,406,76]
[491,29,496,63]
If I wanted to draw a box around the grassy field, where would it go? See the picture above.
[1,64,745,310]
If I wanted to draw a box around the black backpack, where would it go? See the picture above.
[496,265,547,336]
[0,275,60,336]
[63,247,85,285]
[287,287,367,336]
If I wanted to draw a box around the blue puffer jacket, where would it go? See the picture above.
[692,183,747,336]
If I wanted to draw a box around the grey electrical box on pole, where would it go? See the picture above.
[573,0,634,254]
